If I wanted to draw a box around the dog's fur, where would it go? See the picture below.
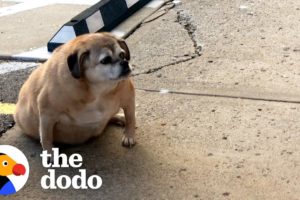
[14,33,136,153]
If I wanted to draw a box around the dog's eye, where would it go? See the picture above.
[100,56,112,64]
[119,52,125,60]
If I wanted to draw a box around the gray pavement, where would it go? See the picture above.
[0,4,88,54]
[0,0,300,199]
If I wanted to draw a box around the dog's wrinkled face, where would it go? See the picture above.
[86,43,131,82]
[67,33,131,83]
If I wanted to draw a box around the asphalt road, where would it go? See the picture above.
[0,65,34,136]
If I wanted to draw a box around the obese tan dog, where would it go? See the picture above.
[14,33,136,153]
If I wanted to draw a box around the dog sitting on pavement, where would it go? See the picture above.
[14,33,136,153]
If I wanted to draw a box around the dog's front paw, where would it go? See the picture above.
[122,135,135,148]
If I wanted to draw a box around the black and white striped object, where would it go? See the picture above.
[47,0,151,52]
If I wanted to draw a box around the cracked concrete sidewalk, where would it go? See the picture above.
[1,0,300,199]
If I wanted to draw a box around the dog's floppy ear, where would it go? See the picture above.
[67,51,89,79]
[118,39,130,61]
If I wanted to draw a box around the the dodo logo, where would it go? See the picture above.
[0,145,29,195]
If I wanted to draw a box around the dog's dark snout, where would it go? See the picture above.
[120,60,129,68]
[120,60,131,75]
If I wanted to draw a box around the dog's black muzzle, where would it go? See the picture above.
[120,60,131,76]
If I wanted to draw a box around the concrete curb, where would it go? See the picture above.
[48,0,153,52]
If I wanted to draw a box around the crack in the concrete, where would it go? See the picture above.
[141,1,175,24]
[132,55,196,76]
[132,5,204,76]
[124,0,175,39]
[176,10,202,56]
[123,2,204,77]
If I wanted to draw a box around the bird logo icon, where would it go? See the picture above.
[0,145,29,195]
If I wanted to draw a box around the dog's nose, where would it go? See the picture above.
[120,61,131,75]
[120,60,129,68]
